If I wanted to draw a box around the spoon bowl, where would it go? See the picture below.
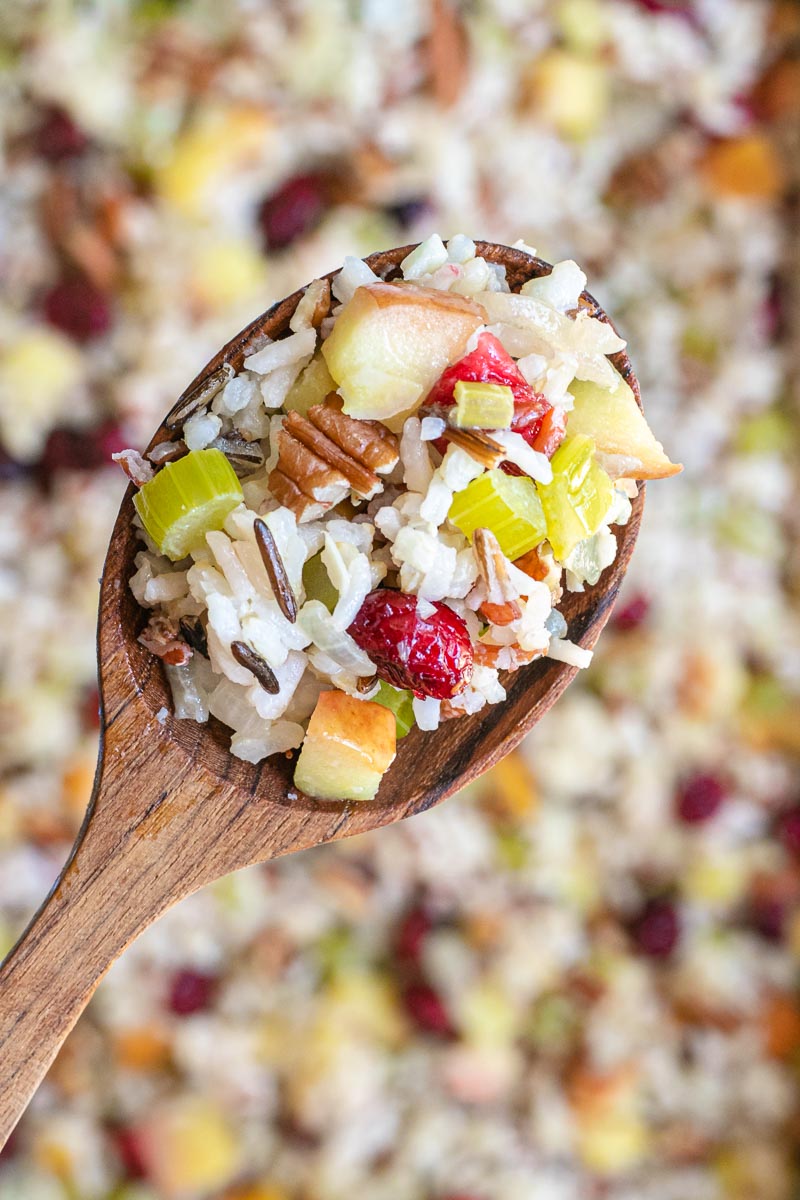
[0,242,642,1143]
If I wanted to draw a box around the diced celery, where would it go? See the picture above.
[372,681,416,738]
[449,469,547,560]
[302,551,338,612]
[536,435,613,560]
[453,381,514,429]
[134,448,243,561]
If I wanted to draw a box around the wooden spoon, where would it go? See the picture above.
[0,242,643,1143]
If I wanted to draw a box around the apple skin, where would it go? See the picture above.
[567,373,682,480]
[294,690,397,802]
[321,283,485,425]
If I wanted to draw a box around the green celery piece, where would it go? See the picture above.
[302,551,338,612]
[453,381,514,429]
[372,681,416,738]
[537,435,613,561]
[449,469,547,560]
[134,448,243,561]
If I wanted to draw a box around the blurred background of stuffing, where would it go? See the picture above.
[1,2,800,1198]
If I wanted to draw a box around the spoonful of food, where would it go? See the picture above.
[0,238,679,1143]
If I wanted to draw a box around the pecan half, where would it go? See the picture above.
[290,278,332,331]
[283,409,383,498]
[267,468,327,523]
[275,428,351,505]
[309,395,400,474]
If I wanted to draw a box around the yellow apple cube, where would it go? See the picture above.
[294,691,397,801]
[321,282,485,424]
[286,352,337,417]
[567,373,682,480]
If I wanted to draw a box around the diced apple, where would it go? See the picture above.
[294,691,397,802]
[321,283,485,425]
[286,352,337,417]
[522,49,609,141]
[566,373,682,480]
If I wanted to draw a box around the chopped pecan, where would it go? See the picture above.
[441,426,505,469]
[283,409,383,498]
[139,613,192,665]
[112,449,154,487]
[427,0,469,108]
[473,528,522,625]
[308,395,400,474]
[291,278,331,331]
[275,428,351,505]
[268,467,327,523]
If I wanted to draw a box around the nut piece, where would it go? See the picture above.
[473,527,522,626]
[275,428,351,505]
[309,395,400,474]
[267,467,326,523]
[284,409,383,499]
[441,426,505,469]
[290,278,332,332]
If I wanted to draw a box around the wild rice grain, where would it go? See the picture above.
[166,362,236,431]
[441,426,505,469]
[254,518,298,622]
[179,618,209,658]
[231,640,281,694]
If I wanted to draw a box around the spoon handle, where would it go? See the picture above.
[0,722,207,1147]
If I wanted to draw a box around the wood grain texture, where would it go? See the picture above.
[0,242,643,1144]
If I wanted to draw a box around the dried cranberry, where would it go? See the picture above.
[168,969,216,1016]
[675,772,727,824]
[613,593,650,632]
[39,421,125,476]
[630,898,680,958]
[81,685,101,730]
[257,173,329,251]
[348,589,473,700]
[403,982,454,1037]
[749,895,786,943]
[425,332,558,467]
[629,0,697,18]
[112,1127,148,1180]
[778,808,800,858]
[43,276,112,342]
[35,105,89,161]
[395,906,432,964]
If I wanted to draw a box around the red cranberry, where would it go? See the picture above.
[613,593,650,632]
[43,276,112,342]
[348,589,473,700]
[631,898,680,958]
[39,422,125,476]
[168,969,216,1016]
[675,772,727,824]
[778,808,800,858]
[395,906,432,964]
[112,1127,148,1180]
[402,982,454,1037]
[81,685,101,730]
[257,173,329,251]
[35,106,89,160]
[749,895,786,943]
[761,276,785,342]
[630,0,696,18]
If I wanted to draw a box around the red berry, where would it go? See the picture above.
[258,173,329,251]
[348,589,473,700]
[425,332,559,468]
[402,982,454,1037]
[43,276,112,342]
[613,593,650,632]
[39,422,125,476]
[631,0,697,18]
[675,772,727,824]
[35,106,89,160]
[168,969,216,1016]
[81,685,101,731]
[395,906,432,964]
[631,898,680,958]
[112,1127,148,1180]
[749,896,786,943]
[778,808,800,857]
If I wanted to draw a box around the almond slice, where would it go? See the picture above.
[308,395,400,474]
[283,409,383,498]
